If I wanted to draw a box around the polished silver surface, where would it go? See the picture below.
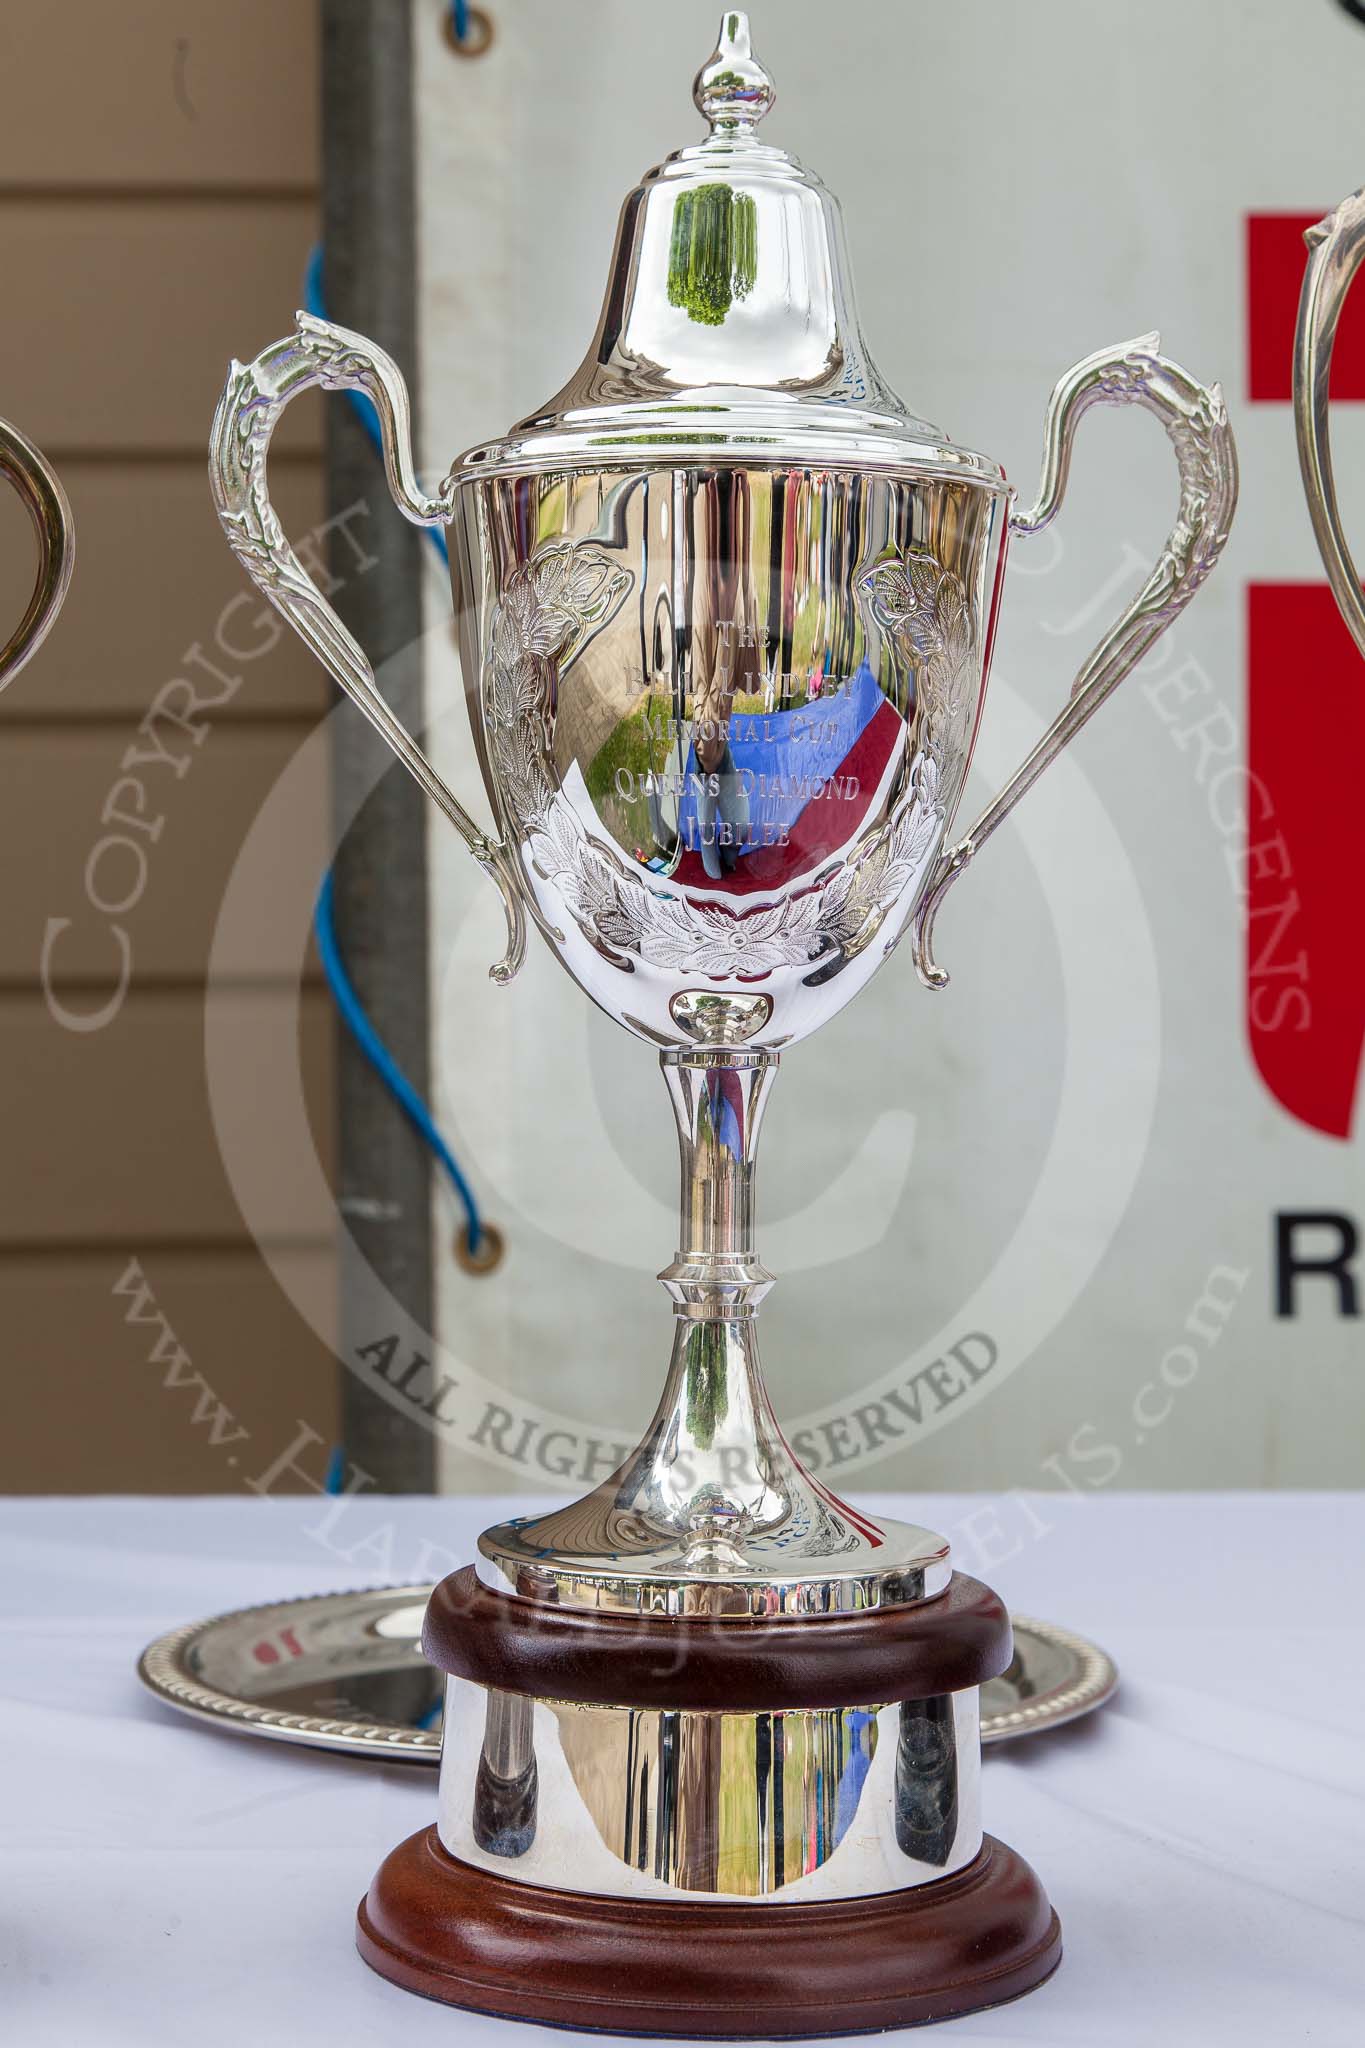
[0,415,73,691]
[449,468,998,1044]
[137,1586,1114,1764]
[478,1046,950,1615]
[207,314,524,984]
[912,335,1238,986]
[206,35,1237,1051]
[983,1614,1118,1741]
[1295,186,1365,656]
[207,12,1237,1609]
[137,1585,442,1762]
[437,1674,980,1904]
[453,12,996,488]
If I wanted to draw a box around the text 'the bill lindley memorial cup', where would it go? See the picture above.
[209,15,1237,2033]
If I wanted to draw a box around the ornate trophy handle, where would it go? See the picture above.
[208,311,525,983]
[1294,188,1365,657]
[0,416,74,691]
[911,333,1238,987]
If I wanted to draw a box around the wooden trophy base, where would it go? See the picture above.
[357,1826,1061,2037]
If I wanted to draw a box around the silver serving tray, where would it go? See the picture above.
[138,1584,1117,1762]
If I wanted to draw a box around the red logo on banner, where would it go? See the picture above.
[1246,213,1365,401]
[1246,585,1365,1138]
[1246,216,1365,1139]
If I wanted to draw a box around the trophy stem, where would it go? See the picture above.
[474,1048,951,1615]
[658,1046,776,1314]
[646,1047,790,1560]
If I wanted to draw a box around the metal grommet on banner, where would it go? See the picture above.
[445,3,495,58]
[454,1220,505,1276]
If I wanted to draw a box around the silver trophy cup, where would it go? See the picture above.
[210,14,1237,2030]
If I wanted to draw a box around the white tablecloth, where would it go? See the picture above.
[1,1492,1361,2045]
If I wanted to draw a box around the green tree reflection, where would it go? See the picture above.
[667,183,759,327]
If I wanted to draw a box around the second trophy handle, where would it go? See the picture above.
[911,334,1238,987]
[0,417,74,693]
[209,312,525,983]
[1295,188,1365,658]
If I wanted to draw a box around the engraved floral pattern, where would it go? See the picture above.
[857,546,977,768]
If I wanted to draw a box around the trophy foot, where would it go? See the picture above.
[357,1828,1060,2035]
[475,1496,953,1618]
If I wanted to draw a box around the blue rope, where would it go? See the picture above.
[303,241,483,1256]
[450,0,471,43]
[302,245,448,568]
[315,872,484,1252]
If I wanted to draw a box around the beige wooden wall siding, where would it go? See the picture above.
[0,2,340,1492]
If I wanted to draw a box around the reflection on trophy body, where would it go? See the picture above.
[210,14,1236,2033]
[0,416,72,695]
[689,472,756,880]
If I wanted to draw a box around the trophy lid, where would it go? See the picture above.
[454,13,1003,487]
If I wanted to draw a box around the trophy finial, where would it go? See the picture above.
[694,11,775,132]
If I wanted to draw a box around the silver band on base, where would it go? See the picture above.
[437,1674,981,1904]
